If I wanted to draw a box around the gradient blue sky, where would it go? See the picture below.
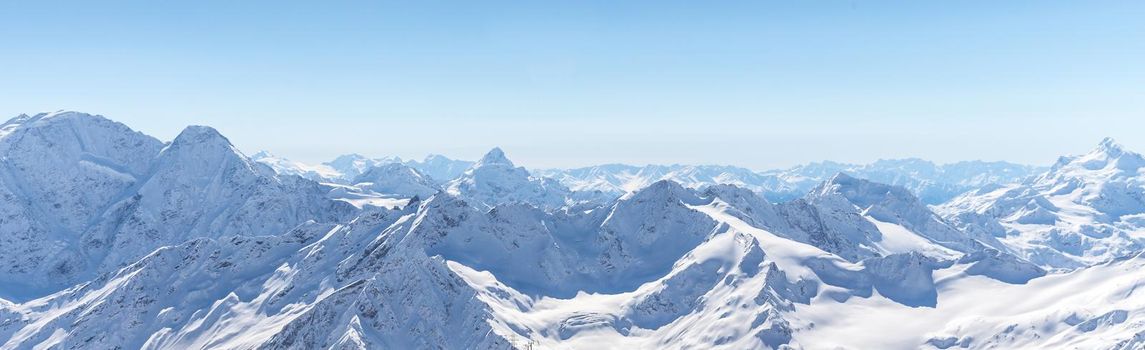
[2,1,1143,169]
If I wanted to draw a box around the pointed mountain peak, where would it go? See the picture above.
[476,147,514,167]
[826,172,857,184]
[1095,137,1125,155]
[172,125,233,148]
[809,172,860,195]
[1051,137,1144,172]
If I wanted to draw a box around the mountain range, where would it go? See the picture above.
[1,111,1142,349]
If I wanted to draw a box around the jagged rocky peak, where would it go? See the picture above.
[446,147,572,210]
[475,146,514,167]
[1097,137,1124,154]
[1050,137,1144,172]
[170,125,234,149]
[156,124,269,176]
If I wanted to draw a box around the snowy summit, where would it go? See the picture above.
[0,112,1141,350]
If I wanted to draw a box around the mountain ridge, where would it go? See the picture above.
[0,111,1140,350]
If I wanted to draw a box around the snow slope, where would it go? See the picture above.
[0,112,354,299]
[0,172,1061,350]
[0,112,1138,350]
[938,138,1145,269]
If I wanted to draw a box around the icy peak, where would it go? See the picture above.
[170,125,234,149]
[157,125,255,172]
[476,147,513,167]
[1096,137,1123,154]
[1050,137,1144,173]
[1080,137,1141,163]
[826,171,857,184]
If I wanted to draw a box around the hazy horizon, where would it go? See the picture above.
[3,1,1143,168]
[2,109,1127,171]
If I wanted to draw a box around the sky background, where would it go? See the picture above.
[2,0,1143,169]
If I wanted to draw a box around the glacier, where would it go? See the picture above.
[1,111,1142,349]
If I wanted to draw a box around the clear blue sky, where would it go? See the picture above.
[2,1,1142,169]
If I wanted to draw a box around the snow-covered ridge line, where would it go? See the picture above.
[1,111,1141,350]
[256,151,1043,207]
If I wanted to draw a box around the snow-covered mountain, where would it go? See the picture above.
[938,138,1145,269]
[0,111,1141,350]
[249,151,342,182]
[350,162,439,198]
[257,150,1039,206]
[444,147,575,211]
[762,159,1045,204]
[3,172,1130,349]
[253,152,472,185]
[0,111,354,298]
[534,164,777,196]
[539,159,1043,205]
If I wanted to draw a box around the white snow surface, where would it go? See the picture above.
[938,138,1145,269]
[0,112,1140,350]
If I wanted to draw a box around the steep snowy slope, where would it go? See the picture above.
[0,112,355,297]
[0,112,1138,350]
[0,111,164,298]
[762,173,1022,267]
[796,251,1145,349]
[0,201,514,350]
[938,138,1145,269]
[84,125,355,274]
[1,173,1061,350]
[0,183,767,348]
